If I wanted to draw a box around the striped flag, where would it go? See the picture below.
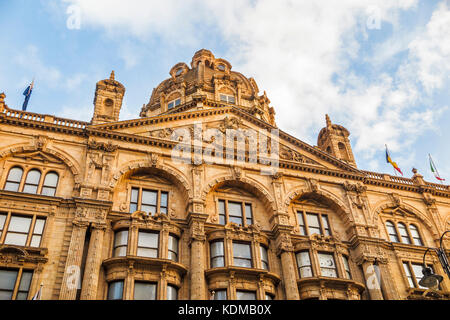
[22,80,34,111]
[429,154,445,181]
[385,145,403,176]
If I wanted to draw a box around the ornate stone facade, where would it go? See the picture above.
[0,49,449,300]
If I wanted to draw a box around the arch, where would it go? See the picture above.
[0,143,82,184]
[370,201,439,238]
[200,175,277,214]
[109,159,192,201]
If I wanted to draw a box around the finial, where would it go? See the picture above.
[412,168,418,174]
[326,114,332,129]
[110,71,115,81]
[0,92,5,102]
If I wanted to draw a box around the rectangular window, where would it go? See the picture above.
[403,262,438,289]
[134,282,156,300]
[296,251,313,278]
[213,289,227,300]
[137,231,159,258]
[168,98,181,110]
[0,269,33,300]
[130,188,169,215]
[318,252,337,278]
[113,230,128,257]
[321,215,331,236]
[210,241,225,268]
[218,200,226,225]
[217,199,253,227]
[228,202,243,225]
[297,212,306,236]
[306,213,321,235]
[167,285,178,300]
[168,235,179,262]
[108,281,124,300]
[0,213,6,239]
[233,242,252,268]
[220,94,235,104]
[30,218,46,248]
[260,246,269,270]
[4,216,33,246]
[342,256,352,279]
[236,290,256,300]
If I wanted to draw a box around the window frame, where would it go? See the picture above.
[296,250,313,279]
[137,230,159,258]
[107,280,124,300]
[0,268,33,300]
[232,241,253,268]
[384,220,424,246]
[168,234,179,262]
[133,281,157,300]
[219,94,236,104]
[216,198,254,227]
[3,166,60,196]
[129,186,169,215]
[112,229,129,257]
[402,261,438,289]
[296,209,332,237]
[210,240,225,268]
[0,212,47,248]
[260,245,269,270]
[167,98,181,110]
[317,252,338,278]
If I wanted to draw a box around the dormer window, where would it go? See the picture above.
[175,68,183,76]
[168,98,181,110]
[217,64,226,71]
[220,94,235,104]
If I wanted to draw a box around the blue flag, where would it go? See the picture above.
[22,81,34,111]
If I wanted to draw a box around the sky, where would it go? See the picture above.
[0,0,449,183]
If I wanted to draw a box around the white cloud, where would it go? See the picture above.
[61,0,449,173]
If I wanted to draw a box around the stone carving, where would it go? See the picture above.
[33,135,48,151]
[219,116,242,133]
[88,140,118,153]
[149,128,173,139]
[343,181,367,193]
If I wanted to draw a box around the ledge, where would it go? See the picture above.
[297,276,365,292]
[205,266,281,284]
[102,256,188,275]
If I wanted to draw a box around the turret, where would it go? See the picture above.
[91,71,125,125]
[317,114,357,167]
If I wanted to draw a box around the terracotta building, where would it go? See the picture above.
[0,49,449,300]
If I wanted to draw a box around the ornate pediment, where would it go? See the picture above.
[279,146,322,166]
[13,150,63,164]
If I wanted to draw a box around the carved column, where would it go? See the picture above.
[59,220,89,300]
[187,212,208,300]
[80,223,107,300]
[274,226,299,300]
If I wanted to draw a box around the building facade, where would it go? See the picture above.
[0,49,449,300]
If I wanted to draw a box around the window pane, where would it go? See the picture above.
[218,200,226,225]
[167,285,178,300]
[25,170,41,185]
[168,102,174,109]
[306,213,321,235]
[15,292,28,300]
[134,282,156,300]
[33,219,46,235]
[397,223,411,244]
[175,99,181,106]
[7,167,23,183]
[30,235,42,248]
[236,291,256,300]
[409,225,423,246]
[108,281,124,300]
[322,215,331,236]
[4,182,20,192]
[160,192,168,208]
[114,231,128,247]
[8,216,32,233]
[142,190,157,206]
[211,241,224,257]
[4,233,28,246]
[168,235,178,262]
[245,204,253,225]
[131,188,139,203]
[43,172,59,188]
[297,212,306,236]
[318,253,337,278]
[260,246,269,270]
[138,232,158,248]
[228,96,235,104]
[23,185,38,194]
[141,205,157,215]
[18,271,33,292]
[41,187,56,197]
[228,202,243,217]
[0,214,6,230]
[0,270,18,292]
[137,248,158,258]
[214,290,227,300]
[386,221,399,242]
[211,257,224,268]
[233,243,251,259]
[220,95,227,102]
[342,256,352,279]
[114,246,127,257]
[403,263,415,288]
[296,251,313,278]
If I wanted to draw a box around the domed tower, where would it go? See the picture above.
[317,115,357,167]
[91,71,126,125]
[140,49,276,126]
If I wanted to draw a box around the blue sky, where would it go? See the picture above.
[0,0,449,183]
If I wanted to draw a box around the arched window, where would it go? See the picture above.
[4,167,23,192]
[386,221,399,242]
[397,222,411,244]
[23,169,41,194]
[409,224,423,246]
[41,172,59,196]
